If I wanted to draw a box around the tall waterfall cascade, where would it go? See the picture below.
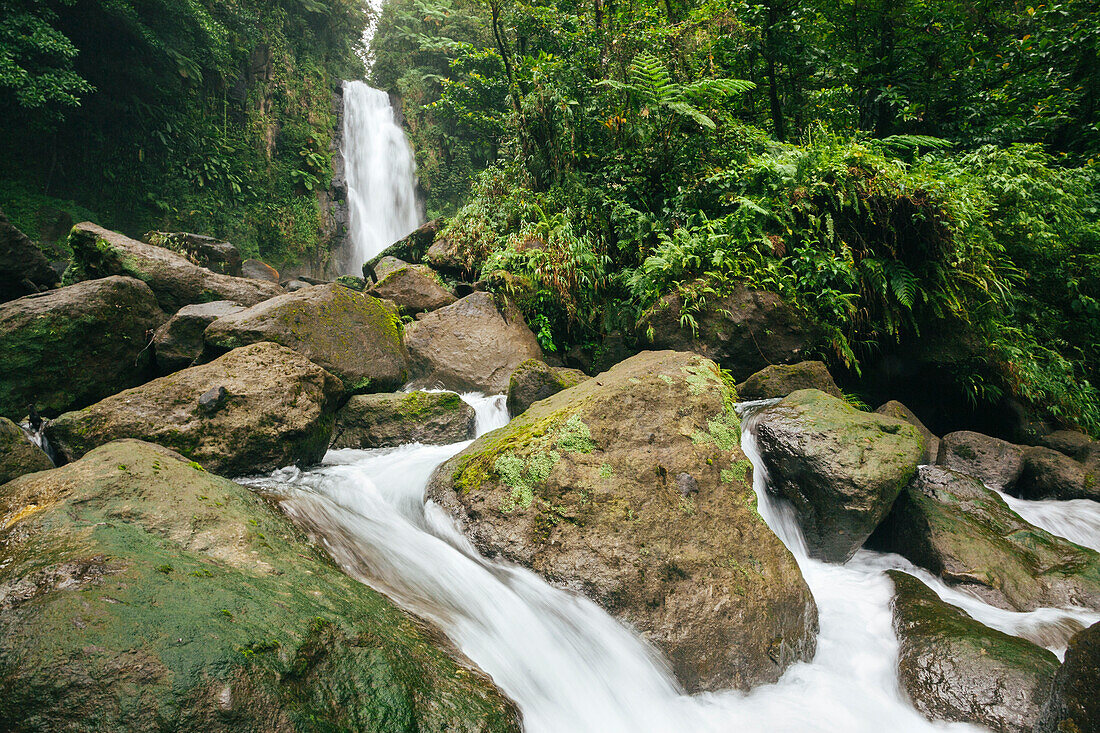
[340,80,421,274]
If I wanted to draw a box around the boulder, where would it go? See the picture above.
[868,466,1100,612]
[68,223,281,312]
[0,440,521,733]
[241,258,280,282]
[0,209,58,302]
[888,571,1059,733]
[44,342,343,477]
[152,300,245,375]
[428,351,818,693]
[144,231,243,276]
[755,389,925,562]
[875,400,939,464]
[0,276,165,420]
[363,217,444,279]
[285,279,311,292]
[0,417,52,483]
[422,236,475,277]
[737,361,842,401]
[638,285,809,380]
[938,431,1025,491]
[370,264,457,314]
[372,255,410,281]
[1039,429,1093,459]
[332,391,476,449]
[204,284,408,392]
[1015,446,1098,502]
[404,292,542,393]
[335,274,367,292]
[1036,621,1100,733]
[505,359,589,416]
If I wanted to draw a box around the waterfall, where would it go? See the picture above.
[340,80,421,274]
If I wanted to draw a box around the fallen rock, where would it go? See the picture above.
[405,292,542,393]
[332,391,476,449]
[428,351,818,693]
[1039,429,1093,459]
[370,264,457,313]
[868,466,1100,611]
[888,570,1059,733]
[45,342,343,477]
[1036,620,1100,733]
[372,255,410,281]
[505,359,589,416]
[0,417,52,483]
[875,400,939,464]
[285,279,311,292]
[0,440,521,732]
[0,208,58,302]
[152,300,245,375]
[938,431,1025,491]
[737,361,841,401]
[363,218,444,279]
[0,276,164,420]
[68,223,281,312]
[638,285,809,380]
[241,258,280,282]
[755,389,925,562]
[144,231,243,276]
[204,283,408,392]
[1015,446,1098,502]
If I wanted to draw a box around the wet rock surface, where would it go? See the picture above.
[1036,620,1100,733]
[152,300,245,375]
[938,431,1025,491]
[332,391,476,449]
[505,359,589,416]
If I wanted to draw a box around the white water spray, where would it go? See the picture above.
[341,80,420,273]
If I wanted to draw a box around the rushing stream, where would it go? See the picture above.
[241,395,1100,732]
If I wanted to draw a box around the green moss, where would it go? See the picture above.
[692,410,742,451]
[721,458,751,484]
[599,463,614,479]
[557,414,597,453]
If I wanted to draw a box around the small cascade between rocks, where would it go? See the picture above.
[339,80,421,274]
[241,396,1100,732]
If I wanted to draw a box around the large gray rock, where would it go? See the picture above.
[0,439,521,733]
[1039,429,1094,459]
[875,400,939,464]
[737,361,841,401]
[372,256,410,281]
[0,276,165,420]
[869,466,1100,612]
[144,231,243,276]
[888,571,1059,733]
[0,416,52,483]
[241,258,280,282]
[1015,445,1098,501]
[363,218,445,279]
[755,389,925,562]
[0,208,58,302]
[1036,621,1100,733]
[204,284,408,392]
[45,342,343,477]
[332,391,476,449]
[369,264,456,313]
[505,359,589,416]
[938,431,1025,491]
[404,292,542,393]
[152,300,245,375]
[67,223,281,312]
[428,351,818,693]
[638,285,809,380]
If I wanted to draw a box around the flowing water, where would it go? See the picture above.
[340,80,420,273]
[241,396,1100,732]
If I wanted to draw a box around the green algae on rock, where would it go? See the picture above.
[204,283,408,393]
[888,570,1059,733]
[45,342,343,478]
[0,440,521,733]
[428,350,818,693]
[332,391,476,449]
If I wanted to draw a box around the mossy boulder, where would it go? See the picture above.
[938,430,1025,491]
[1037,620,1100,733]
[637,285,810,380]
[362,218,444,280]
[204,284,408,393]
[67,223,281,312]
[737,361,841,401]
[144,231,243,276]
[404,292,543,393]
[875,400,939,464]
[0,208,58,302]
[0,417,52,483]
[45,342,343,478]
[505,359,589,417]
[369,264,456,314]
[0,440,521,733]
[868,465,1100,612]
[428,350,818,693]
[888,570,1059,733]
[0,276,165,420]
[371,256,410,282]
[332,391,476,449]
[1015,446,1098,502]
[152,300,245,375]
[755,389,925,563]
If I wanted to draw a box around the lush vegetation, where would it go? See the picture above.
[373,0,1100,433]
[0,0,370,267]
